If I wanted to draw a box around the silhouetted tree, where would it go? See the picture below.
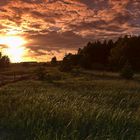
[59,53,73,72]
[51,56,57,66]
[0,52,10,68]
[109,43,127,70]
[61,35,140,71]
[109,35,140,71]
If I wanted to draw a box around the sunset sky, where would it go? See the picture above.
[0,0,140,62]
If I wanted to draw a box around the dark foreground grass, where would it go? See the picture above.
[0,72,140,140]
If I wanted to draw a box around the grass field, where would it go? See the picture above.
[0,65,140,140]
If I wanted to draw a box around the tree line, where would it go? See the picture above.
[59,35,140,72]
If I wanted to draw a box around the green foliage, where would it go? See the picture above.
[0,75,140,140]
[0,59,140,140]
[120,62,134,79]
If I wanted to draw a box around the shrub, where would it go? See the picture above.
[36,66,46,80]
[36,67,61,82]
[120,62,134,79]
[59,62,73,72]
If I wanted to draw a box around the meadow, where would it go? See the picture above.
[0,64,140,140]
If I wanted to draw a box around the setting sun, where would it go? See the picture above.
[0,36,27,62]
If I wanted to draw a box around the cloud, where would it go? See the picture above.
[26,31,90,51]
[0,0,140,61]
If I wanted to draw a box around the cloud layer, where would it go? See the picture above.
[0,0,140,61]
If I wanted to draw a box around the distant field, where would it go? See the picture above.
[0,65,140,140]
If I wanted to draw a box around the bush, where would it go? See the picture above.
[36,66,46,80]
[59,63,73,72]
[36,67,61,82]
[120,62,134,79]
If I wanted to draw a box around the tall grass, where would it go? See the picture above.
[0,71,140,140]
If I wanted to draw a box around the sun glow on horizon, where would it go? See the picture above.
[0,36,27,62]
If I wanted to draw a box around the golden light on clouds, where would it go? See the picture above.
[0,0,139,62]
[0,36,27,62]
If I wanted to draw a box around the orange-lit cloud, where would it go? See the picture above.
[0,0,140,61]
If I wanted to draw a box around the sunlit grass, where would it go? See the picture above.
[0,68,140,140]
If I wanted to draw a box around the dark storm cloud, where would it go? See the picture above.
[0,0,10,6]
[79,0,109,10]
[70,20,128,35]
[0,0,140,61]
[20,0,44,3]
[27,31,90,51]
